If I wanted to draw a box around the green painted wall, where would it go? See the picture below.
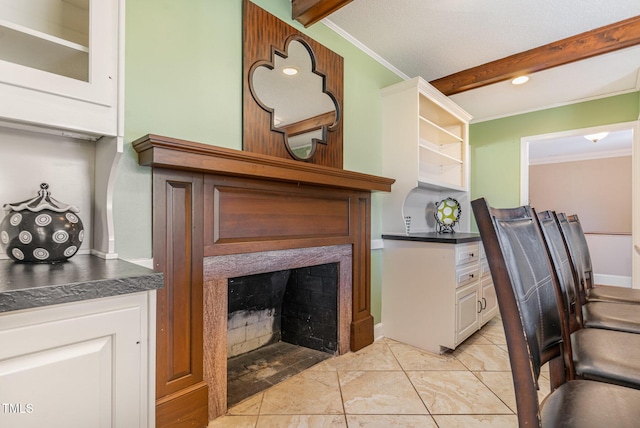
[116,0,401,322]
[470,92,640,210]
[116,0,639,325]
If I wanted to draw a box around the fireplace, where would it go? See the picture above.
[227,263,339,357]
[203,245,352,417]
[133,134,393,426]
[225,263,338,406]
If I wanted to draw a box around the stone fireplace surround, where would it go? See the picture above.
[202,245,352,420]
[133,134,393,427]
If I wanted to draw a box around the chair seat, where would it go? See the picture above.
[582,301,640,334]
[541,380,640,427]
[571,328,640,388]
[587,285,640,304]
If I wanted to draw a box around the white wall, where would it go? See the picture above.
[586,233,632,287]
[0,127,95,258]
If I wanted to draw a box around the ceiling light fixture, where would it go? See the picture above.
[584,132,609,143]
[511,75,529,85]
[282,67,298,76]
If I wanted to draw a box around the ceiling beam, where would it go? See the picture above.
[292,0,353,27]
[430,15,640,96]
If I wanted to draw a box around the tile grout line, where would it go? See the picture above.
[459,325,518,416]
[385,338,439,425]
[335,369,349,426]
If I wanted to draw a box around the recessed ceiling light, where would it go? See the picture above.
[282,67,298,76]
[511,76,529,85]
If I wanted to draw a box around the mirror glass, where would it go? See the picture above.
[251,39,339,160]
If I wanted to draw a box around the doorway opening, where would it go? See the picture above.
[520,120,639,287]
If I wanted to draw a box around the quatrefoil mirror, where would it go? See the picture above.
[249,37,340,160]
[243,0,344,168]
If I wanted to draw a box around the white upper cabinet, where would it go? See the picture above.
[0,0,122,137]
[382,77,472,192]
[0,0,124,258]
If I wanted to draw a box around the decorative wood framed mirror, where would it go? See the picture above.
[243,0,344,168]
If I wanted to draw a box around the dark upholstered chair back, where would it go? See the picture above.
[535,210,581,329]
[472,198,564,426]
[557,213,593,292]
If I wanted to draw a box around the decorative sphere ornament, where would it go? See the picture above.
[434,197,461,233]
[0,183,84,263]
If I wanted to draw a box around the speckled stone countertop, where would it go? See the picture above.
[0,255,164,313]
[382,232,482,244]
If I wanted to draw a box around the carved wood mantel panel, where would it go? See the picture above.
[134,134,393,427]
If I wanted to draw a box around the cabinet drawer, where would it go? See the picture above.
[455,243,479,266]
[456,264,479,288]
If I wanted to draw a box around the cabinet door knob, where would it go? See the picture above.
[477,300,482,314]
[469,253,475,257]
[482,297,487,310]
[469,273,475,279]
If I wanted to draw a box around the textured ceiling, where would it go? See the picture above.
[326,0,640,122]
[328,0,640,80]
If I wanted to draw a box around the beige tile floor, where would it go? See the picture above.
[210,317,550,427]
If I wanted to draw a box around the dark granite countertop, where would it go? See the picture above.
[382,232,482,244]
[0,255,164,313]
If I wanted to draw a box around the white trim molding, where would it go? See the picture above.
[322,18,410,81]
[594,274,632,288]
[374,322,384,341]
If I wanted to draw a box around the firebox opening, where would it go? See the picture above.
[226,263,338,406]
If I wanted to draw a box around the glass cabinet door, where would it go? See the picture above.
[0,0,116,107]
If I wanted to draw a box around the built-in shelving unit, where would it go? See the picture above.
[381,76,472,234]
[0,18,89,81]
[417,97,466,190]
[0,0,124,259]
[0,0,118,134]
[0,3,155,427]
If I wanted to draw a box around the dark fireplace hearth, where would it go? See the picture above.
[226,342,331,406]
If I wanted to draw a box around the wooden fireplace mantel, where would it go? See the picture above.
[133,133,393,427]
[134,134,394,192]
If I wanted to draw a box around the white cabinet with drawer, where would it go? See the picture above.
[0,292,155,428]
[382,235,497,353]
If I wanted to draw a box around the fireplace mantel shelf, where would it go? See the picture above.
[133,134,394,193]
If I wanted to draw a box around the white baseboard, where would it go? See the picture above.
[89,249,118,259]
[123,258,155,269]
[594,273,632,288]
[371,239,384,250]
[374,322,384,341]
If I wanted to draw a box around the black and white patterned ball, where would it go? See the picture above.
[0,209,84,263]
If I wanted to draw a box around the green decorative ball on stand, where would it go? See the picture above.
[435,197,461,233]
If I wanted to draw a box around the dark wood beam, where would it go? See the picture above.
[292,0,353,27]
[431,15,640,96]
